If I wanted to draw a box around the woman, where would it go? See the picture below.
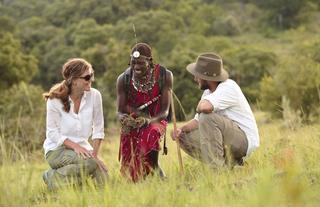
[42,58,107,190]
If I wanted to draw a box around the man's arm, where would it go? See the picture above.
[180,119,199,133]
[171,119,199,140]
[149,69,173,123]
[196,99,213,114]
[116,73,137,120]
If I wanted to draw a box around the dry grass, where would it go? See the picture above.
[0,113,319,207]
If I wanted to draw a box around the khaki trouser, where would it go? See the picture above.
[44,146,106,190]
[180,113,248,168]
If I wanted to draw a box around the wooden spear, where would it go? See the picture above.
[170,89,184,174]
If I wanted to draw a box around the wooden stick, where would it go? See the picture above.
[170,89,184,174]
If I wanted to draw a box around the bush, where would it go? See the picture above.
[275,56,320,121]
[258,76,282,118]
[260,55,320,122]
[0,82,45,154]
[0,33,38,89]
[223,46,277,103]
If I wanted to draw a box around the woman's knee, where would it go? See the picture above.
[47,149,78,169]
[84,158,98,173]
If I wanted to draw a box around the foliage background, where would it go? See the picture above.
[0,0,320,206]
[0,0,319,151]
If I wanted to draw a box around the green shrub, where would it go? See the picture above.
[223,47,277,103]
[259,75,282,118]
[260,55,320,122]
[0,33,38,89]
[276,56,320,121]
[0,82,45,154]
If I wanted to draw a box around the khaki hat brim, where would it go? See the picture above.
[186,62,229,81]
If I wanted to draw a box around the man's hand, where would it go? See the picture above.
[120,114,151,133]
[171,128,184,141]
[135,116,150,128]
[120,114,136,128]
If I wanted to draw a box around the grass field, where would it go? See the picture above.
[0,112,320,207]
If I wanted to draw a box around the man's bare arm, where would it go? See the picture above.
[149,69,173,123]
[196,99,213,114]
[116,73,137,121]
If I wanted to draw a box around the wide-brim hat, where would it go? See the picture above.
[186,53,229,81]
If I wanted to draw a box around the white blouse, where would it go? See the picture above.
[43,88,105,155]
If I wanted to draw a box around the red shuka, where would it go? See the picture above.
[119,64,167,182]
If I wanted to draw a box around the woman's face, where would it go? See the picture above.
[73,68,94,92]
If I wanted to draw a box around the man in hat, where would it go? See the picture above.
[116,42,173,181]
[171,53,259,167]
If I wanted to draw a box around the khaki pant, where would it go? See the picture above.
[180,113,248,168]
[44,146,106,190]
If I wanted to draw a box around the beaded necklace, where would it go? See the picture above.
[131,67,155,93]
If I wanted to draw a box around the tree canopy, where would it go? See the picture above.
[0,0,319,123]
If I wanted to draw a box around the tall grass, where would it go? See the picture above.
[0,113,319,207]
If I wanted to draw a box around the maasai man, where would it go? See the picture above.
[116,42,173,182]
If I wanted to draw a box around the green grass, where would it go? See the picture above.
[1,113,320,207]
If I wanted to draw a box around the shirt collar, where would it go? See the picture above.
[68,92,88,103]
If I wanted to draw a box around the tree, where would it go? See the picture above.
[275,55,320,120]
[259,75,282,118]
[0,15,15,34]
[81,44,109,76]
[223,46,277,103]
[253,0,307,28]
[68,18,110,50]
[17,16,61,51]
[0,33,38,89]
[0,82,45,151]
[112,10,186,55]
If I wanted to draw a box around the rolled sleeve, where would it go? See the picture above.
[46,99,66,146]
[202,87,237,112]
[194,113,199,121]
[203,96,216,111]
[92,91,105,139]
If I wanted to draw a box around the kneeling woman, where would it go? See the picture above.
[42,58,108,190]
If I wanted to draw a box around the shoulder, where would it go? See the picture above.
[47,97,61,104]
[158,65,173,79]
[117,68,131,84]
[159,65,173,87]
[165,67,173,78]
[218,79,239,90]
[89,87,101,94]
[88,88,102,99]
[215,79,242,98]
[201,89,211,98]
[47,97,63,109]
[159,65,172,73]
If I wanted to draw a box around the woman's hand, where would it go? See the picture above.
[64,139,93,159]
[73,144,93,159]
[94,157,108,175]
